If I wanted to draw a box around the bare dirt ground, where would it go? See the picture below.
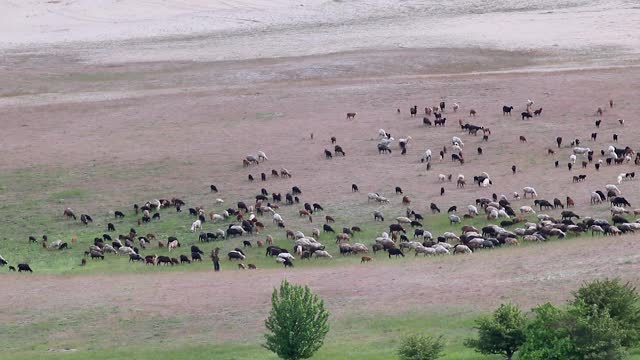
[1,50,639,209]
[1,46,640,347]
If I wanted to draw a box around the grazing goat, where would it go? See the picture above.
[18,264,33,272]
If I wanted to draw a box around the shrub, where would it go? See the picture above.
[263,280,330,360]
[464,303,526,359]
[397,334,445,360]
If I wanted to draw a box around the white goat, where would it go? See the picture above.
[190,220,202,232]
[452,136,464,147]
[272,213,283,224]
[422,149,432,162]
[569,154,577,164]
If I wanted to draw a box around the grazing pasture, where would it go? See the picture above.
[1,49,640,359]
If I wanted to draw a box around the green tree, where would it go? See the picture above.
[397,334,445,360]
[464,303,526,360]
[571,278,640,347]
[519,302,627,360]
[518,303,576,360]
[568,304,626,360]
[264,280,330,360]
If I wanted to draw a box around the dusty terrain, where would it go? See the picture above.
[1,49,639,211]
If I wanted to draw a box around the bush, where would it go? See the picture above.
[397,334,445,360]
[263,280,330,360]
[571,278,640,347]
[464,303,526,359]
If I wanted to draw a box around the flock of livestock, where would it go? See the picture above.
[2,98,638,273]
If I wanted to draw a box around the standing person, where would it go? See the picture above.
[211,247,220,272]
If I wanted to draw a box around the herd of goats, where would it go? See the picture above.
[1,99,638,273]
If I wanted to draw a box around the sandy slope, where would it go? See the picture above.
[2,0,639,64]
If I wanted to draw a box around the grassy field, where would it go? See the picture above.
[2,163,637,360]
[0,161,547,274]
[3,307,640,360]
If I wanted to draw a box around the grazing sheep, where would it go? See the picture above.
[335,233,351,243]
[314,250,333,259]
[522,187,538,198]
[63,208,77,220]
[272,213,283,224]
[388,248,405,258]
[468,205,479,216]
[396,216,412,224]
[18,264,33,272]
[228,251,246,261]
[606,184,621,195]
[167,240,180,252]
[449,214,461,224]
[452,136,464,147]
[453,244,472,254]
[519,206,536,215]
[415,246,436,256]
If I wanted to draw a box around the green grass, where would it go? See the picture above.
[0,163,633,359]
[0,195,543,274]
[0,161,618,276]
[3,308,640,360]
[48,188,90,202]
[0,309,493,360]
